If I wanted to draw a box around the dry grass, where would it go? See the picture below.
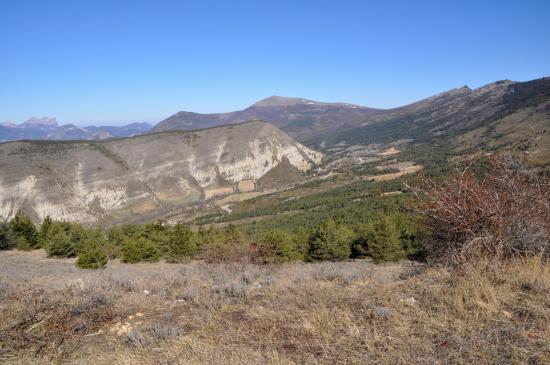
[1,250,549,364]
[367,162,423,182]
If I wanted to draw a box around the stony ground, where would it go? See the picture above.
[1,251,549,364]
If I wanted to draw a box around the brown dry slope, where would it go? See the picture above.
[1,251,549,364]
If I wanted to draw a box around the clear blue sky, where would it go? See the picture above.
[1,0,549,126]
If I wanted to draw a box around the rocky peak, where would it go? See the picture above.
[20,117,58,128]
[252,96,320,108]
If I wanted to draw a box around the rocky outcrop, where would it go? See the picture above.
[0,121,322,224]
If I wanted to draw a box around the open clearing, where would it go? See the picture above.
[367,162,423,182]
[1,250,549,364]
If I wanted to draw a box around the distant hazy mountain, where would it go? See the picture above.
[20,117,59,128]
[83,122,152,138]
[152,96,380,139]
[0,118,152,142]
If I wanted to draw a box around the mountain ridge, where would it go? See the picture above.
[0,119,152,142]
[151,77,550,163]
[152,95,379,138]
[0,121,322,224]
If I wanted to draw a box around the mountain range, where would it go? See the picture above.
[0,118,151,142]
[1,76,549,224]
[153,77,550,162]
[4,77,549,161]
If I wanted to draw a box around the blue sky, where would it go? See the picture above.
[1,0,549,126]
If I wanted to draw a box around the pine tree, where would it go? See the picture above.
[10,212,38,248]
[0,219,15,250]
[37,216,53,248]
[367,217,405,263]
[167,224,197,262]
[307,219,353,261]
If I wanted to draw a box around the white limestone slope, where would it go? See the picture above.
[0,121,323,224]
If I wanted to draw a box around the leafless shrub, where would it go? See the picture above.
[240,265,262,284]
[407,154,550,266]
[70,291,112,315]
[261,273,274,287]
[0,287,114,356]
[112,277,139,292]
[212,281,248,298]
[150,322,182,340]
[399,262,426,279]
[126,328,149,346]
[176,286,198,302]
[198,241,264,264]
[311,262,370,284]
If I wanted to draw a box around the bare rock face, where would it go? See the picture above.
[0,121,322,224]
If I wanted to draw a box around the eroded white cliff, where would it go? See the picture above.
[0,121,323,224]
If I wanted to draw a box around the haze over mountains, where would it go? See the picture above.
[0,118,151,142]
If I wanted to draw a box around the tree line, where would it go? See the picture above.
[0,210,426,269]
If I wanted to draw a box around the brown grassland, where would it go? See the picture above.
[1,250,549,364]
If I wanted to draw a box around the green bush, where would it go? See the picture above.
[367,217,405,263]
[37,216,53,248]
[261,229,303,262]
[10,212,38,249]
[47,230,75,257]
[15,236,31,251]
[167,224,197,262]
[393,214,427,260]
[107,225,138,258]
[306,219,354,261]
[0,219,15,250]
[351,224,370,258]
[144,221,170,254]
[76,245,108,269]
[122,238,161,263]
[74,228,106,255]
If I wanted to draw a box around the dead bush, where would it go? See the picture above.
[408,154,550,265]
[0,287,114,356]
[198,240,265,264]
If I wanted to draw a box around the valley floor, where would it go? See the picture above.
[1,251,549,364]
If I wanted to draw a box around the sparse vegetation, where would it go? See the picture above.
[1,154,549,363]
[1,249,549,364]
